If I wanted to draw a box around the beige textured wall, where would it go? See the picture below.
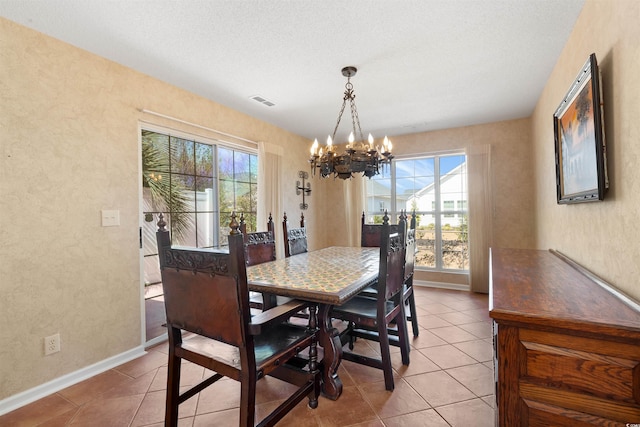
[322,118,536,284]
[531,0,640,300]
[4,0,637,404]
[0,17,312,400]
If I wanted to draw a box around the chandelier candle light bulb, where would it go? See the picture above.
[346,132,355,150]
[382,136,392,154]
[309,66,394,180]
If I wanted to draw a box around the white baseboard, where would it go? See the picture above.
[414,279,470,291]
[145,332,168,348]
[0,346,146,416]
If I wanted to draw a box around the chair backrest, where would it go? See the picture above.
[240,213,276,266]
[283,212,308,257]
[404,211,416,282]
[362,211,415,289]
[377,212,407,303]
[243,231,276,266]
[156,213,251,350]
[239,212,275,235]
[361,211,402,248]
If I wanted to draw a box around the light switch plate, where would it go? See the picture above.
[101,210,120,226]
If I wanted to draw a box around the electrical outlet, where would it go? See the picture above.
[44,333,60,355]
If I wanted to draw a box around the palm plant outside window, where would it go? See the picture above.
[364,153,468,271]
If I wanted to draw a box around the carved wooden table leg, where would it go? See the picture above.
[317,303,343,400]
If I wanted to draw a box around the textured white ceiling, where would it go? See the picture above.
[1,0,585,143]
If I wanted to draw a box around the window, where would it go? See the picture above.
[142,129,257,286]
[218,146,258,245]
[364,153,468,271]
[443,200,455,218]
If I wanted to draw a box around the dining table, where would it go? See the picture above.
[246,246,379,400]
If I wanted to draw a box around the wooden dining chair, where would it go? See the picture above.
[359,211,420,337]
[331,212,410,391]
[156,212,320,427]
[283,212,308,257]
[239,213,279,310]
[239,212,276,266]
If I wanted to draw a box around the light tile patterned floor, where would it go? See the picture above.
[1,287,495,426]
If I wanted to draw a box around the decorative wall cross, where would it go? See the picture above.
[296,171,311,210]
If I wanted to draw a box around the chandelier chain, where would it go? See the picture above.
[331,89,349,141]
[348,90,366,146]
[331,79,366,145]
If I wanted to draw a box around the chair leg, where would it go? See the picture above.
[307,305,320,409]
[397,304,410,366]
[165,328,182,427]
[348,321,356,350]
[377,322,395,391]
[407,287,420,337]
[262,292,278,310]
[240,376,257,427]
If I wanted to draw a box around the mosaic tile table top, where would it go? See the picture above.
[247,246,379,305]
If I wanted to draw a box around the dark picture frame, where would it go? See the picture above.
[553,53,608,204]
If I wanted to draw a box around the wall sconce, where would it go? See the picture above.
[296,171,311,210]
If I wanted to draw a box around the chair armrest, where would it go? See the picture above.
[248,299,310,335]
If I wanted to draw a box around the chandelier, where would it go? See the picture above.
[309,66,393,180]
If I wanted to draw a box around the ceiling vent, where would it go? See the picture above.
[250,95,275,107]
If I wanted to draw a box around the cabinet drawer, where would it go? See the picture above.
[518,328,640,422]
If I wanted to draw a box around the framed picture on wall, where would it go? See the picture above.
[553,53,608,204]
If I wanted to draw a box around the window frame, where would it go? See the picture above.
[141,124,258,286]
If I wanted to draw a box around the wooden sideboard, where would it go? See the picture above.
[489,248,640,426]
